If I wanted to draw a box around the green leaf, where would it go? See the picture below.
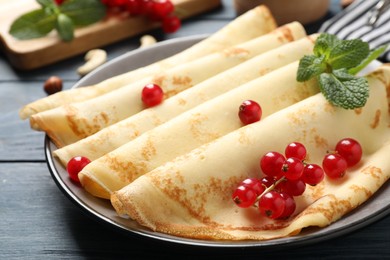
[318,72,369,109]
[9,9,57,40]
[349,44,388,75]
[297,54,326,82]
[328,39,370,69]
[56,13,74,42]
[59,0,106,26]
[313,33,340,57]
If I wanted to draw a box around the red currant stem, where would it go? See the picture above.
[254,176,287,205]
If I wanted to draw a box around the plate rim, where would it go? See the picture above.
[45,35,390,248]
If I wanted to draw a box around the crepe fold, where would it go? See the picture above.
[78,60,320,199]
[19,5,277,120]
[111,65,390,240]
[30,22,306,148]
[53,35,318,167]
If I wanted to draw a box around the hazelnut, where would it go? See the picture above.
[44,76,63,95]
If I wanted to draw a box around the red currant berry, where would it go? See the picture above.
[322,153,348,179]
[282,157,304,180]
[258,191,286,219]
[141,83,164,107]
[277,178,306,196]
[335,138,362,167]
[162,15,181,33]
[232,185,257,208]
[238,100,262,125]
[260,176,276,188]
[126,0,143,15]
[260,151,285,179]
[240,178,265,196]
[285,142,306,161]
[151,0,174,20]
[278,192,296,219]
[55,0,65,5]
[67,156,91,183]
[301,163,324,186]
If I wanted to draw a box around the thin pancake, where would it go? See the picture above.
[53,35,317,167]
[78,61,319,199]
[30,22,305,148]
[111,65,390,240]
[19,5,276,120]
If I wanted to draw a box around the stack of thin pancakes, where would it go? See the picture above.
[21,5,390,241]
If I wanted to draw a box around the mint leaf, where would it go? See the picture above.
[297,54,326,82]
[60,0,106,26]
[328,39,369,69]
[318,71,369,109]
[56,13,74,41]
[9,9,56,40]
[349,44,388,75]
[314,33,340,57]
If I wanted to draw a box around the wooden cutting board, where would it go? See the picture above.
[0,0,221,70]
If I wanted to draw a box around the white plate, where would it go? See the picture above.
[45,35,390,248]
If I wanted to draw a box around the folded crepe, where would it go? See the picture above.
[111,65,390,240]
[78,60,320,199]
[19,5,276,120]
[30,22,306,148]
[53,35,318,167]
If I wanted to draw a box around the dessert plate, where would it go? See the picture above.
[45,35,390,248]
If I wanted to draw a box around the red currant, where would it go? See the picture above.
[141,83,164,107]
[240,178,265,196]
[260,151,285,179]
[282,157,304,181]
[55,0,65,5]
[278,192,296,219]
[322,153,348,179]
[162,15,181,33]
[285,142,306,161]
[335,138,362,167]
[150,0,174,20]
[301,163,324,186]
[232,185,257,208]
[126,0,143,15]
[238,100,262,125]
[260,176,276,188]
[258,191,286,219]
[277,178,306,196]
[67,156,91,183]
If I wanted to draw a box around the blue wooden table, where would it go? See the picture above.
[1,1,389,259]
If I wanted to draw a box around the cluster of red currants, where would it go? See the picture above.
[54,0,181,33]
[232,138,362,220]
[101,0,181,33]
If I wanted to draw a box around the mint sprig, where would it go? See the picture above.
[9,0,105,42]
[297,33,387,109]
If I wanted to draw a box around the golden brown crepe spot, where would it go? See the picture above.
[222,47,250,59]
[370,70,387,86]
[306,181,325,200]
[189,113,221,142]
[172,75,192,86]
[237,128,252,145]
[323,102,336,114]
[370,109,381,129]
[258,67,271,76]
[141,136,157,161]
[361,166,383,184]
[176,97,187,106]
[152,75,166,87]
[103,155,146,183]
[275,25,293,43]
[349,184,372,199]
[314,133,329,149]
[354,107,363,115]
